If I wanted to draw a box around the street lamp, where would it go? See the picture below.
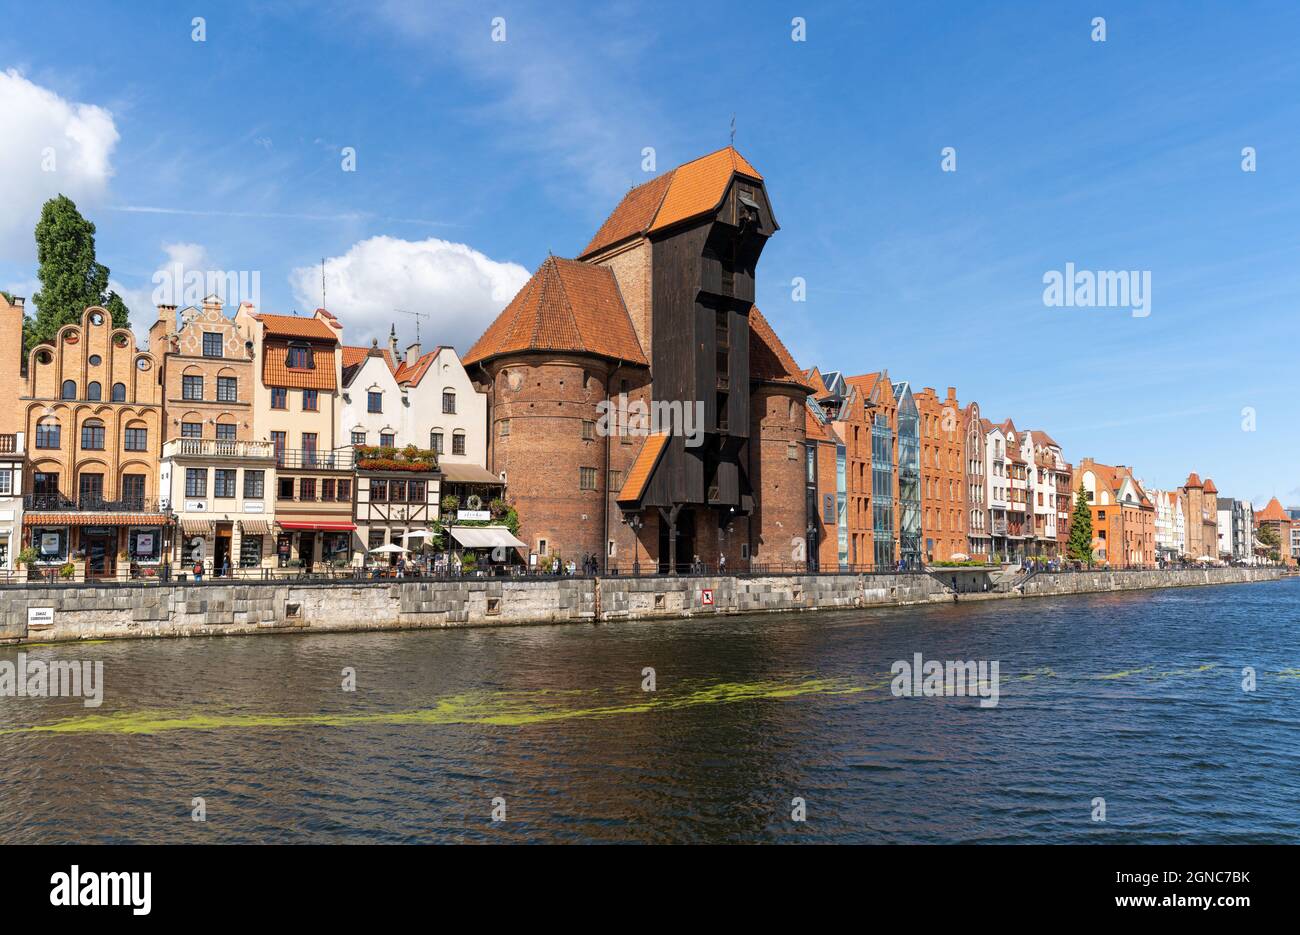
[627,513,643,575]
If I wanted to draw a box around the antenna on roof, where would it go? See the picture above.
[321,258,326,309]
[396,308,429,346]
[730,113,736,146]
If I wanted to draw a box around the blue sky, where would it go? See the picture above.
[2,0,1299,504]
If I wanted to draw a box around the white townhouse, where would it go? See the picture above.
[339,332,504,561]
[0,431,24,571]
[1147,486,1187,563]
[983,420,1011,561]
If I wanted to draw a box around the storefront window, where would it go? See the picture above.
[33,527,68,562]
[323,533,350,562]
[240,535,263,567]
[129,527,162,561]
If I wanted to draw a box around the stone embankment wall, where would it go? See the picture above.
[0,567,1283,644]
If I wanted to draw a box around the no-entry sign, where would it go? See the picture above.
[701,588,714,606]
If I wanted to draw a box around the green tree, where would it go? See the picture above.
[1255,523,1280,560]
[28,195,128,348]
[1067,484,1094,564]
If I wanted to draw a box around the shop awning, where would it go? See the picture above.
[240,520,273,535]
[24,513,170,527]
[439,463,504,485]
[447,526,526,549]
[278,521,356,531]
[181,519,212,535]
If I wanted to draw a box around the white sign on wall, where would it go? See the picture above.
[28,607,54,628]
[39,533,61,556]
[245,502,265,513]
[458,510,490,521]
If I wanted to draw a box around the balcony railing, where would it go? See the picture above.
[0,433,21,454]
[165,438,277,460]
[25,494,163,513]
[274,448,355,470]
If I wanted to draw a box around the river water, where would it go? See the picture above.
[2,578,1297,844]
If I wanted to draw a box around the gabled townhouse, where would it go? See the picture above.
[804,397,845,569]
[1026,429,1069,559]
[844,371,898,570]
[962,401,988,560]
[1075,458,1156,566]
[1146,486,1187,563]
[913,386,967,563]
[811,369,872,567]
[151,296,277,575]
[338,338,441,560]
[18,306,169,579]
[983,419,1011,561]
[1000,421,1031,558]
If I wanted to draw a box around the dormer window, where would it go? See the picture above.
[288,344,313,369]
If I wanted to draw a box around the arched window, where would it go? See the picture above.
[111,382,126,402]
[441,389,456,414]
[87,381,101,401]
[452,430,466,456]
[61,380,76,400]
[430,429,444,454]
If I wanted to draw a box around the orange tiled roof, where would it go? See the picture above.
[1030,429,1061,448]
[23,513,169,527]
[1202,477,1218,494]
[749,307,813,391]
[1184,472,1202,488]
[463,256,647,367]
[1257,497,1289,522]
[616,433,669,504]
[256,313,338,341]
[341,345,370,369]
[580,147,763,257]
[264,343,338,390]
[394,348,447,386]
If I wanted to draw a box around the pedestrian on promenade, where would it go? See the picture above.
[193,561,204,583]
[719,553,727,574]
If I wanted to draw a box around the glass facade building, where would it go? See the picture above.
[872,416,894,570]
[894,382,921,569]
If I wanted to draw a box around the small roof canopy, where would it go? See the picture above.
[447,526,526,550]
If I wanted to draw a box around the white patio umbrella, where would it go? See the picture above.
[404,529,434,539]
[368,543,409,554]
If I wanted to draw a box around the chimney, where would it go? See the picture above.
[157,304,177,333]
[203,294,222,316]
[406,341,422,362]
[388,324,400,362]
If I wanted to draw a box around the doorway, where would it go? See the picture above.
[657,509,696,573]
[213,524,232,576]
[83,529,117,578]
[298,532,316,571]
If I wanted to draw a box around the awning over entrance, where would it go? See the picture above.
[278,521,356,531]
[447,526,526,549]
[439,462,504,484]
[181,519,211,535]
[240,520,273,535]
[24,513,170,527]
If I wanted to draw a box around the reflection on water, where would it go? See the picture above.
[2,579,1298,843]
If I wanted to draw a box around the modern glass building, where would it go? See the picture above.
[894,381,922,569]
[872,414,894,570]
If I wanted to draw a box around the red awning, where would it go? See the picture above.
[278,521,356,531]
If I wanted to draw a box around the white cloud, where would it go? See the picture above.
[0,69,119,261]
[289,236,530,355]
